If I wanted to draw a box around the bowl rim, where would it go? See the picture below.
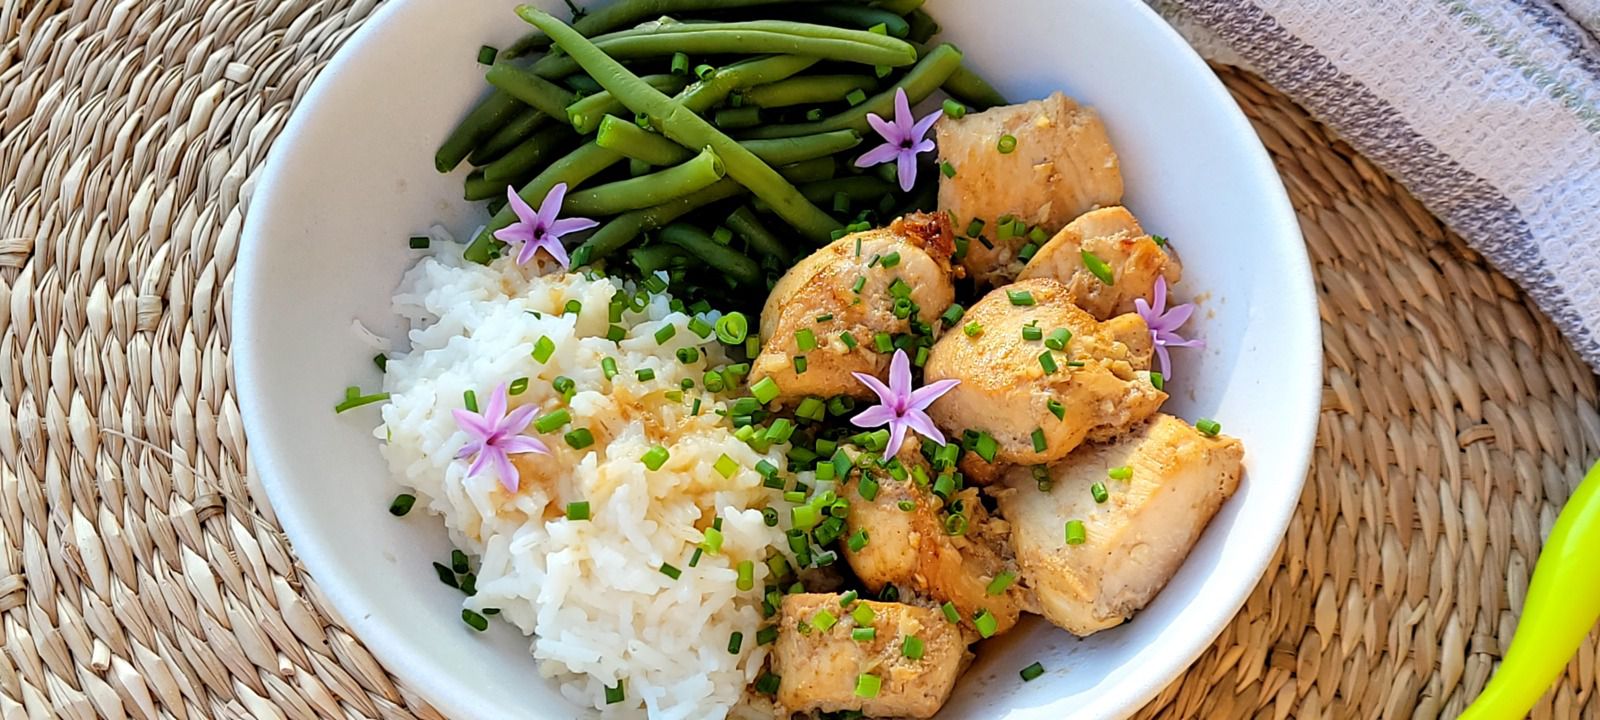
[233,0,1322,717]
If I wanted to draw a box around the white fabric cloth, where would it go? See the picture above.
[1151,0,1600,369]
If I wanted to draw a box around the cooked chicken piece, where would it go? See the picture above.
[774,594,968,719]
[995,414,1244,635]
[923,278,1165,483]
[937,92,1123,287]
[752,212,956,405]
[840,443,1028,637]
[1016,206,1181,320]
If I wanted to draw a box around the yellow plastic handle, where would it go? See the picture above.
[1460,459,1600,719]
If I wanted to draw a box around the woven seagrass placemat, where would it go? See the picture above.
[3,1,1598,718]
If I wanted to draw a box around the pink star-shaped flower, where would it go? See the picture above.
[854,88,942,192]
[1134,276,1205,380]
[452,383,550,492]
[850,349,960,460]
[493,183,598,268]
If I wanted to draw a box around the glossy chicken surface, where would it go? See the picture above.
[936,92,1124,287]
[1016,206,1181,320]
[840,445,1028,637]
[773,594,968,719]
[752,212,956,405]
[923,278,1166,483]
[994,413,1244,635]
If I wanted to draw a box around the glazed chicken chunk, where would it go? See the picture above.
[752,212,956,405]
[923,278,1165,483]
[1016,206,1181,320]
[995,414,1244,635]
[773,594,968,719]
[840,444,1028,637]
[937,92,1124,286]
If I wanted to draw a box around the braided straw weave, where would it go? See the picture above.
[1,0,1596,717]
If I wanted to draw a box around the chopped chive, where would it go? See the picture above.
[963,321,983,337]
[659,563,681,580]
[654,324,677,344]
[757,625,778,645]
[939,303,965,327]
[476,44,497,64]
[851,603,874,626]
[846,528,870,552]
[965,218,985,237]
[601,357,618,379]
[792,355,808,374]
[737,560,755,590]
[943,512,968,536]
[796,396,826,421]
[851,627,877,642]
[1152,234,1168,247]
[897,499,916,511]
[714,454,739,478]
[671,51,689,75]
[1108,465,1132,480]
[563,299,583,316]
[857,475,880,501]
[940,601,960,624]
[940,161,956,178]
[1047,398,1066,420]
[996,134,1017,153]
[564,428,594,449]
[1038,351,1058,374]
[1007,289,1035,306]
[1197,418,1222,437]
[534,409,570,434]
[1020,661,1045,681]
[751,377,781,404]
[1022,324,1043,341]
[1031,428,1047,453]
[974,609,998,637]
[1150,371,1165,391]
[794,328,817,352]
[566,501,591,520]
[373,354,388,372]
[388,494,416,516]
[1065,519,1087,545]
[553,376,575,397]
[688,316,715,339]
[408,235,430,249]
[462,608,488,631]
[676,346,699,364]
[728,631,743,654]
[943,98,967,118]
[715,312,749,344]
[1045,329,1073,351]
[1029,226,1049,243]
[814,313,834,323]
[462,390,478,413]
[508,377,530,396]
[879,251,901,268]
[635,368,656,381]
[845,88,868,106]
[754,673,780,696]
[811,608,839,632]
[1066,360,1086,368]
[641,446,670,471]
[451,549,469,572]
[838,590,859,606]
[432,562,458,588]
[334,390,390,412]
[533,336,555,363]
[975,432,998,463]
[1081,250,1114,285]
[605,680,625,704]
[850,275,866,294]
[1091,482,1109,503]
[839,331,859,350]
[1032,464,1052,491]
[874,332,893,353]
[986,571,1017,596]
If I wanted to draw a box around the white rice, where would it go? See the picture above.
[377,248,795,719]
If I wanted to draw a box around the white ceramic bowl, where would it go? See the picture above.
[234,0,1321,717]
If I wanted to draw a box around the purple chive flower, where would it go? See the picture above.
[855,88,943,192]
[1134,276,1205,380]
[850,349,960,460]
[453,383,549,493]
[493,183,598,269]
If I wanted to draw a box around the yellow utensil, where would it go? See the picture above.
[1460,459,1600,719]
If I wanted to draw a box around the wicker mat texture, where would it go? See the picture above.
[2,1,1599,718]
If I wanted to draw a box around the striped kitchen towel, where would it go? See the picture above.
[1152,0,1600,370]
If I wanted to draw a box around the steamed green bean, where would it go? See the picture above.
[805,5,910,37]
[798,176,894,204]
[726,206,792,264]
[875,0,925,14]
[906,8,939,44]
[505,0,835,57]
[630,243,689,274]
[528,21,918,78]
[562,73,605,95]
[740,43,962,139]
[464,170,512,201]
[572,159,837,263]
[661,223,763,285]
[943,65,1008,109]
[465,141,626,262]
[714,107,763,129]
[482,125,578,183]
[563,148,726,215]
[568,75,690,134]
[678,55,820,113]
[520,7,841,241]
[485,63,579,117]
[470,107,547,165]
[436,90,523,172]
[741,74,878,108]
